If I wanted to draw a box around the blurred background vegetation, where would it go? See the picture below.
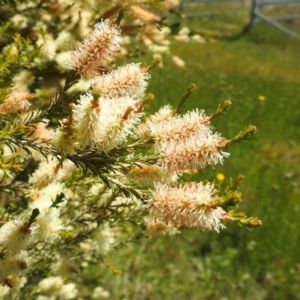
[86,2,300,299]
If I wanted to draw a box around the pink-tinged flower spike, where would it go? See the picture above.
[0,217,38,255]
[159,130,230,174]
[28,120,53,142]
[148,182,227,232]
[65,19,122,77]
[92,63,150,97]
[0,91,32,115]
[135,105,173,138]
[149,109,210,143]
[148,109,230,174]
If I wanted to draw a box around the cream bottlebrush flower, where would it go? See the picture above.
[94,223,115,255]
[54,30,76,52]
[65,20,122,77]
[6,275,27,298]
[0,285,9,298]
[28,182,70,241]
[65,78,91,94]
[73,93,143,153]
[29,182,66,208]
[0,251,29,284]
[35,207,63,242]
[51,119,77,154]
[0,218,38,255]
[10,13,28,30]
[156,0,180,10]
[71,92,101,150]
[29,157,75,188]
[92,286,110,299]
[144,26,171,44]
[94,95,143,152]
[92,63,150,97]
[52,257,78,278]
[148,44,169,54]
[172,55,185,68]
[175,26,190,42]
[38,276,63,295]
[145,219,179,236]
[34,34,57,67]
[12,70,35,92]
[56,51,73,73]
[58,283,78,300]
[148,182,227,232]
[0,91,32,115]
[130,5,160,24]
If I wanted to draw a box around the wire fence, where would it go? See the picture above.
[179,0,300,38]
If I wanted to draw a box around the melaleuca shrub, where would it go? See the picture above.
[0,2,261,299]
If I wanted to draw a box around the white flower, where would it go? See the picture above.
[94,223,115,255]
[0,285,9,298]
[149,44,169,54]
[54,31,75,52]
[35,34,57,64]
[72,92,101,149]
[52,256,78,278]
[0,218,38,255]
[29,157,75,188]
[51,122,77,154]
[0,251,29,283]
[12,70,35,91]
[72,93,143,153]
[55,51,73,72]
[38,276,63,294]
[145,219,180,236]
[172,55,185,68]
[29,182,66,211]
[178,26,190,36]
[36,207,63,242]
[58,283,78,299]
[8,276,27,298]
[92,286,110,299]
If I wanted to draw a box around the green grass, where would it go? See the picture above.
[89,18,300,300]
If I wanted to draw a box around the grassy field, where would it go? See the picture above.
[89,9,300,300]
